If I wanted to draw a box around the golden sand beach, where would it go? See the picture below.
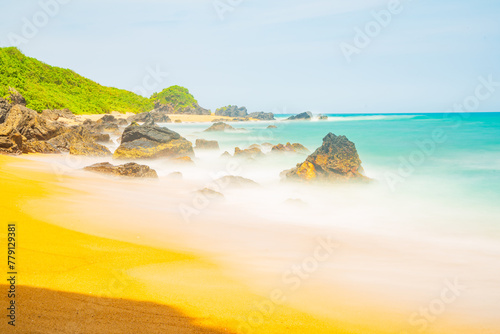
[0,155,356,334]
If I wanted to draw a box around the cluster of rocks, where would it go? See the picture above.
[154,100,210,116]
[1,92,370,184]
[214,105,275,121]
[127,110,172,123]
[215,105,248,118]
[0,93,112,156]
[287,112,312,121]
[222,141,310,160]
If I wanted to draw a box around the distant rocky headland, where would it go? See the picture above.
[0,47,275,120]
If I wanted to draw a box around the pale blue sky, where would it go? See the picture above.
[1,0,499,113]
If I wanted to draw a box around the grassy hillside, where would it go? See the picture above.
[0,47,154,114]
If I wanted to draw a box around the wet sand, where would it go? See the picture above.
[0,155,347,334]
[1,154,499,333]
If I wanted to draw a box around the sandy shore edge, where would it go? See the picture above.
[0,155,348,334]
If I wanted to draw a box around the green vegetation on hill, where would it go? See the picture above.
[151,85,199,110]
[0,47,154,114]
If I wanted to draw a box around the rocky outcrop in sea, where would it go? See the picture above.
[84,162,158,178]
[281,133,369,182]
[287,112,312,121]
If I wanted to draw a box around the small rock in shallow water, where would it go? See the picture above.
[195,139,219,150]
[196,188,224,199]
[83,162,158,178]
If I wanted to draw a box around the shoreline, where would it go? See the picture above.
[2,154,498,333]
[72,112,261,124]
[0,155,350,334]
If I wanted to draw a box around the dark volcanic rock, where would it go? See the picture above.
[0,98,11,124]
[195,139,220,150]
[92,133,111,143]
[102,123,120,133]
[247,112,275,120]
[204,122,235,132]
[114,122,193,159]
[282,133,369,182]
[154,101,210,115]
[84,162,158,178]
[215,106,248,118]
[48,126,111,156]
[0,135,22,155]
[96,114,117,124]
[128,110,172,123]
[7,88,26,106]
[287,112,312,121]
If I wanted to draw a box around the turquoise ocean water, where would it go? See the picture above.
[163,112,500,236]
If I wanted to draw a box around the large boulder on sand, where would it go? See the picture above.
[48,126,111,156]
[204,122,235,132]
[113,122,193,159]
[281,133,369,182]
[0,103,64,154]
[0,105,63,141]
[84,162,158,178]
[287,112,312,121]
